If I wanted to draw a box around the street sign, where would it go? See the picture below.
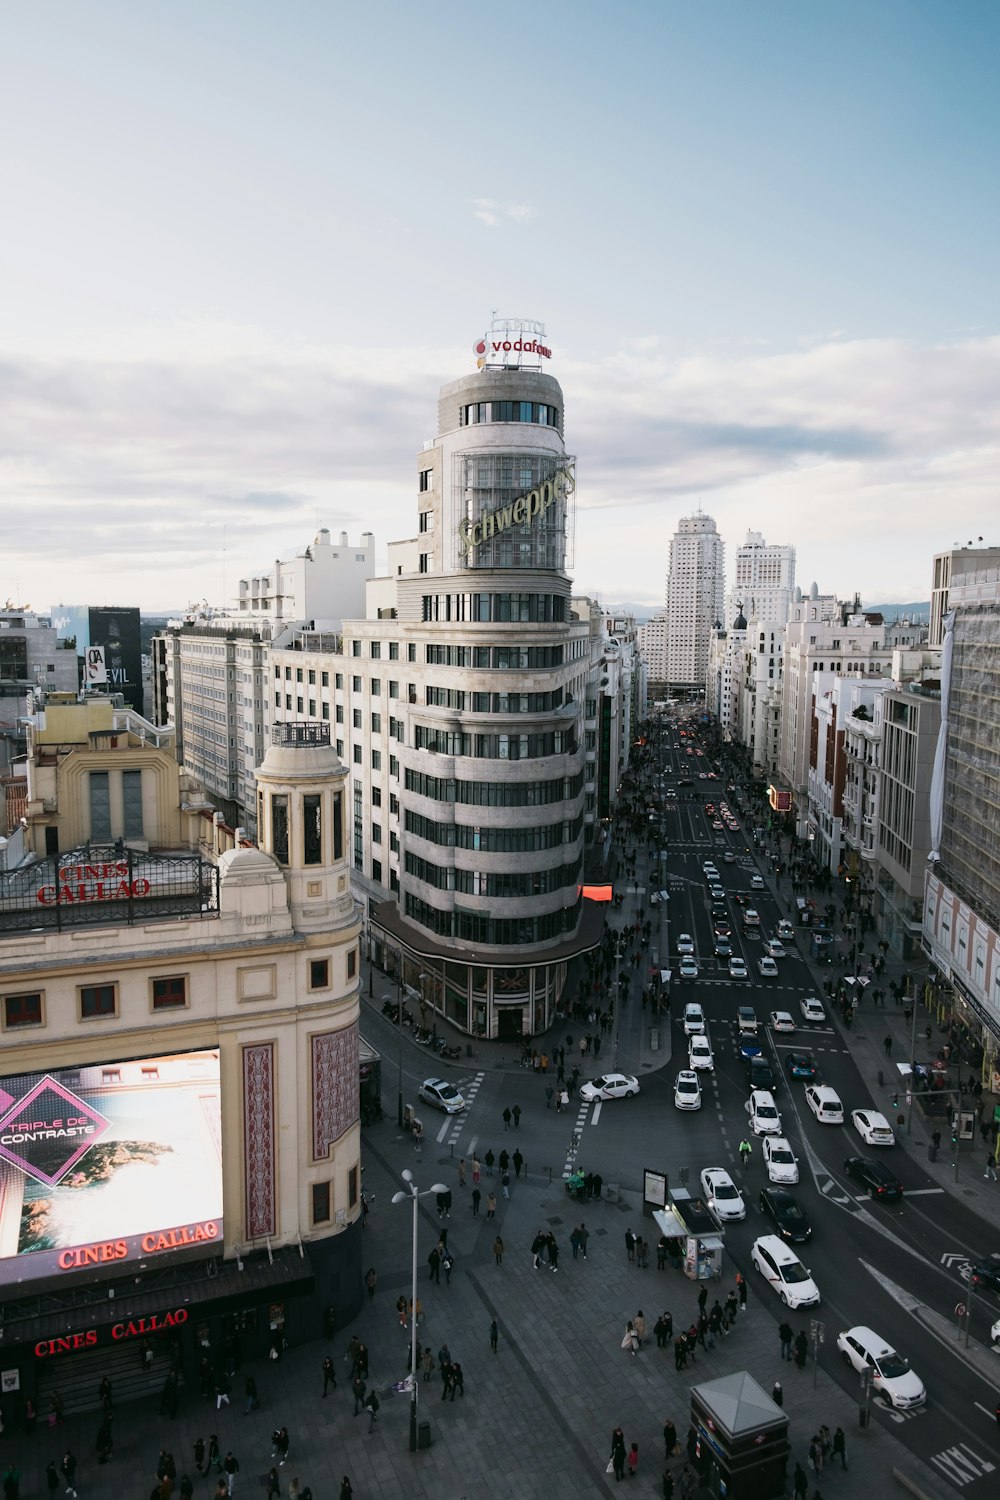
[809,1319,825,1345]
[955,1303,967,1318]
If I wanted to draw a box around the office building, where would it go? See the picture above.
[664,513,724,696]
[0,610,79,770]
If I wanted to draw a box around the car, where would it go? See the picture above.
[729,957,749,980]
[714,939,732,960]
[723,849,737,863]
[746,1055,779,1092]
[737,1005,759,1032]
[751,874,766,890]
[714,919,732,937]
[836,1326,926,1409]
[763,939,787,960]
[751,1234,820,1308]
[579,1072,640,1102]
[762,1136,800,1184]
[712,819,724,830]
[418,1078,466,1113]
[784,1050,818,1081]
[679,956,700,980]
[759,1186,812,1243]
[769,1008,794,1030]
[758,958,779,979]
[700,1167,746,1222]
[702,861,718,875]
[674,1070,702,1110]
[776,920,795,940]
[689,1035,714,1071]
[800,997,826,1024]
[746,1089,782,1135]
[852,1109,895,1147]
[676,933,695,955]
[844,1156,904,1200]
[805,1085,844,1124]
[969,1255,1000,1294]
[738,1031,762,1060]
[682,1002,705,1035]
[743,908,761,927]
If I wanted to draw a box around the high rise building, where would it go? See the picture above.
[637,612,668,686]
[728,531,795,626]
[664,513,724,696]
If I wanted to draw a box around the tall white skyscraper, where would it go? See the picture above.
[728,530,796,625]
[664,512,725,693]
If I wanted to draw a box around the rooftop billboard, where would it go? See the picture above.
[0,1049,222,1290]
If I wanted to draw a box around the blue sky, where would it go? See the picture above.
[2,0,998,612]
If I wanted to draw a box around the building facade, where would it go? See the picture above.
[0,611,79,770]
[664,513,725,697]
[0,695,363,1401]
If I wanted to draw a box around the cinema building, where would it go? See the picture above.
[271,325,604,1040]
[0,693,361,1413]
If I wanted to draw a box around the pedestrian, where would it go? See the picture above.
[793,1462,808,1499]
[794,1330,808,1368]
[503,1107,512,1131]
[662,1471,674,1500]
[207,1436,221,1475]
[501,1168,511,1199]
[513,1105,521,1127]
[365,1266,376,1299]
[194,1439,205,1475]
[265,1472,280,1500]
[484,1148,495,1176]
[545,1084,554,1109]
[984,1153,998,1182]
[622,1320,639,1358]
[364,1390,379,1433]
[458,1158,466,1188]
[420,1348,434,1382]
[397,1295,408,1328]
[883,1035,893,1057]
[678,1465,695,1500]
[60,1451,78,1498]
[625,1228,636,1263]
[610,1427,627,1482]
[428,1245,441,1282]
[487,1192,497,1222]
[778,1320,793,1360]
[443,1248,454,1284]
[449,1361,464,1399]
[736,1271,747,1311]
[633,1310,647,1347]
[819,1426,832,1466]
[493,1234,504,1265]
[832,1427,847,1470]
[339,1481,352,1500]
[471,1155,481,1185]
[215,1373,231,1410]
[321,1355,336,1397]
[489,1319,498,1352]
[548,1236,560,1272]
[513,1148,524,1178]
[471,1186,481,1215]
[697,1285,708,1315]
[772,1381,783,1408]
[352,1375,366,1415]
[626,1442,639,1479]
[663,1419,677,1459]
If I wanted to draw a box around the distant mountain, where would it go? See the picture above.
[864,600,930,619]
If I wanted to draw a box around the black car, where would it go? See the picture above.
[784,1051,818,1081]
[844,1156,904,1201]
[745,1054,778,1092]
[758,1186,812,1243]
[969,1254,1000,1294]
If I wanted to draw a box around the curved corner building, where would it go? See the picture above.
[369,347,601,1040]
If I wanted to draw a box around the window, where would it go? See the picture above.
[418,511,430,533]
[371,749,381,770]
[352,675,362,693]
[419,468,432,492]
[371,712,381,733]
[372,822,382,844]
[336,704,344,723]
[321,671,329,687]
[89,771,111,841]
[3,992,42,1029]
[80,983,117,1019]
[372,859,382,883]
[371,642,381,659]
[312,1181,331,1223]
[389,642,399,660]
[271,794,289,864]
[419,553,429,573]
[308,669,316,685]
[347,948,357,979]
[310,958,331,990]
[349,1164,359,1208]
[352,641,361,657]
[371,678,381,696]
[353,708,362,729]
[335,672,343,689]
[407,644,416,662]
[353,745,362,764]
[389,680,399,698]
[304,793,322,865]
[371,786,382,807]
[152,976,187,1010]
[123,768,144,838]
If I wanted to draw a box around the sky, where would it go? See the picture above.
[2,0,999,616]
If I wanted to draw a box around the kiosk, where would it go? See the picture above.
[652,1188,724,1281]
[689,1371,789,1499]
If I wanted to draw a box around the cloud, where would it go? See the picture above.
[2,328,998,612]
[470,197,538,226]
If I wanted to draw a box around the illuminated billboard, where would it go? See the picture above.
[0,1050,222,1289]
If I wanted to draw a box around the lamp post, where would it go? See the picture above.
[392,1168,447,1452]
[396,953,404,1128]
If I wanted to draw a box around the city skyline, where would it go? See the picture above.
[3,0,998,613]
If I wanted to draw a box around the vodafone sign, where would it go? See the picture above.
[473,319,551,370]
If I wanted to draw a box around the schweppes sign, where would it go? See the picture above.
[458,466,574,556]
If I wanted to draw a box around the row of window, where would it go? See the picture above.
[0,952,357,1030]
[424,687,565,714]
[276,666,332,684]
[460,400,560,427]
[405,852,582,897]
[404,768,585,806]
[404,893,581,946]
[421,593,567,624]
[424,643,565,669]
[404,810,582,851]
[413,726,576,759]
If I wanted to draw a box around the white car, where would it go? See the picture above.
[702,861,718,875]
[579,1072,640,1102]
[751,874,766,890]
[751,1234,820,1308]
[737,1004,758,1031]
[743,908,761,927]
[689,1035,714,1071]
[724,849,737,863]
[676,933,695,955]
[700,1167,746,1222]
[805,1084,844,1124]
[763,939,787,960]
[776,920,795,940]
[728,956,749,980]
[800,997,826,1024]
[746,1089,782,1135]
[679,956,700,980]
[851,1109,895,1147]
[674,1070,702,1110]
[418,1078,466,1113]
[682,1002,705,1035]
[836,1326,926,1409]
[769,1009,796,1031]
[758,957,779,979]
[762,1136,800,1184]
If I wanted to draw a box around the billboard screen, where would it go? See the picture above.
[0,1049,222,1289]
[88,607,142,710]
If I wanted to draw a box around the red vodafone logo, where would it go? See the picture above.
[473,335,487,369]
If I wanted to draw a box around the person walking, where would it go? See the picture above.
[778,1320,793,1360]
[832,1427,848,1470]
[622,1321,639,1358]
[471,1155,481,1185]
[503,1107,512,1131]
[610,1427,627,1482]
[322,1356,335,1397]
[352,1375,366,1416]
[364,1390,379,1433]
[736,1272,748,1312]
[493,1234,504,1265]
[193,1439,205,1476]
[427,1245,441,1283]
[457,1158,466,1188]
[625,1228,636,1263]
[633,1310,647,1347]
[339,1481,353,1500]
[792,1462,808,1500]
[794,1330,808,1368]
[513,1148,524,1178]
[60,1451,78,1498]
[663,1419,677,1459]
[501,1168,511,1200]
[771,1381,783,1408]
[471,1186,481,1216]
[486,1190,497,1222]
[512,1105,521,1127]
[265,1471,280,1500]
[489,1319,498,1353]
[548,1235,560,1273]
[883,1035,893,1057]
[484,1148,495,1176]
[984,1152,998,1182]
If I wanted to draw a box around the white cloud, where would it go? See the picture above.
[2,328,998,612]
[470,198,538,227]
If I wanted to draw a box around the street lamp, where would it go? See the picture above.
[392,1168,448,1452]
[395,953,404,1128]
